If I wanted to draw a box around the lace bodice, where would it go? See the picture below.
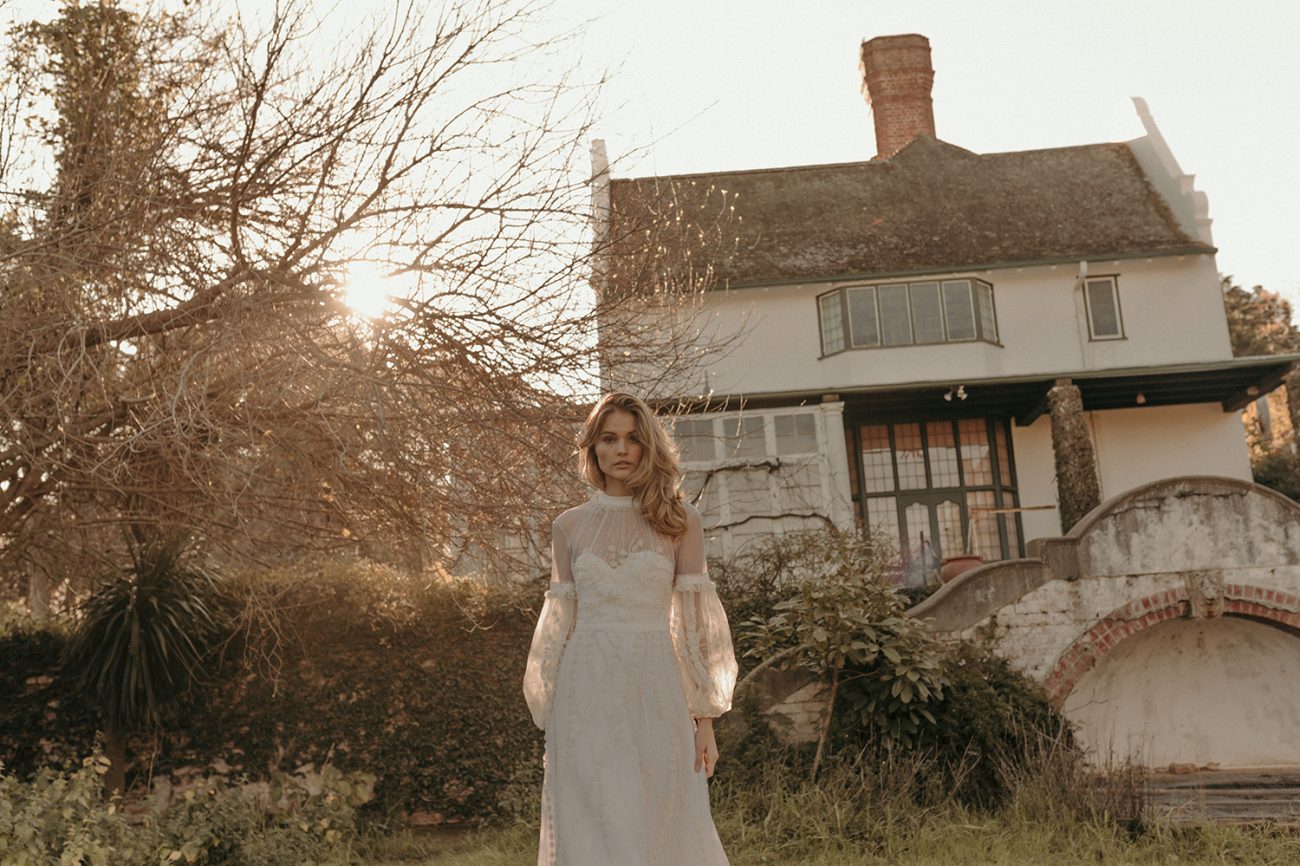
[558,490,680,629]
[522,490,739,729]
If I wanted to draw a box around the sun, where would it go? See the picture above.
[341,260,397,319]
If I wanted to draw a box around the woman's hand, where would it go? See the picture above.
[693,718,719,778]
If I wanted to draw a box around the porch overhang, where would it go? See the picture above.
[690,355,1300,426]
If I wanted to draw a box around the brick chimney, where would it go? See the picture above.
[860,34,935,159]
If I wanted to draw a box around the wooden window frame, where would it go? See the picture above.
[846,415,1024,561]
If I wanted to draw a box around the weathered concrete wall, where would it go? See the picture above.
[747,667,827,743]
[1065,617,1300,768]
[912,476,1300,767]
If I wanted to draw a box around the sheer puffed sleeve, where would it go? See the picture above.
[670,506,738,719]
[522,522,578,731]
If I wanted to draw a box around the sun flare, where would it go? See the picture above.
[342,260,398,319]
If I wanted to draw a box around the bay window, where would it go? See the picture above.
[819,277,999,356]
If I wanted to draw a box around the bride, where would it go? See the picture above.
[522,391,738,866]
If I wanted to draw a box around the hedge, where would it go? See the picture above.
[0,559,545,823]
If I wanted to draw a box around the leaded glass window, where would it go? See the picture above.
[850,417,1022,563]
[1084,276,1124,340]
[817,278,997,355]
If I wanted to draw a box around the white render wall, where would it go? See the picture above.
[1012,404,1253,544]
[1008,420,1059,543]
[673,254,1231,400]
[1090,404,1252,499]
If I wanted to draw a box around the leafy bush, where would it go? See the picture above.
[915,641,1069,809]
[0,752,372,865]
[0,754,131,866]
[148,762,374,865]
[2,556,546,822]
[168,557,542,822]
[734,527,948,778]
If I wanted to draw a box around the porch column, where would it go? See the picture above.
[1048,378,1102,532]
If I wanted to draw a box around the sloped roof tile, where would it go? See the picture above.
[605,135,1213,291]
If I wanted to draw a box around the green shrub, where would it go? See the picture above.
[1,556,547,822]
[734,527,948,779]
[62,539,235,791]
[166,557,542,822]
[915,641,1069,809]
[148,762,374,865]
[0,752,372,865]
[0,754,131,865]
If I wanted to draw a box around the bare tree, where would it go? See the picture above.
[0,0,725,608]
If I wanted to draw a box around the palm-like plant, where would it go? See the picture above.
[62,538,231,793]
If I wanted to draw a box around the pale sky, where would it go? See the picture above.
[568,0,1300,311]
[4,0,1297,313]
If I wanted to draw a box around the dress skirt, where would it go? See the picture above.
[538,623,730,866]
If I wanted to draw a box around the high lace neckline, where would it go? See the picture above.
[592,489,637,509]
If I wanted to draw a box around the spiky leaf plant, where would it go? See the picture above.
[62,538,231,792]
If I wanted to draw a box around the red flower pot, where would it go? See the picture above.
[939,554,985,583]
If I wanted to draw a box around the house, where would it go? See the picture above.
[591,34,1300,767]
[593,33,1298,572]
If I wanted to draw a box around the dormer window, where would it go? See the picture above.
[818,278,998,356]
[1084,276,1124,340]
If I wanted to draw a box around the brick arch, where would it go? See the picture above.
[1043,584,1300,708]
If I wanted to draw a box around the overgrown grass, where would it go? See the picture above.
[361,745,1300,866]
[365,807,1300,866]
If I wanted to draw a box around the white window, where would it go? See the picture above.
[675,418,717,464]
[774,412,818,455]
[847,287,880,347]
[775,462,822,511]
[727,471,773,516]
[909,282,944,343]
[942,280,977,341]
[722,415,766,461]
[674,408,830,557]
[1084,276,1124,340]
[816,278,998,355]
[818,292,845,354]
[878,284,912,346]
[976,281,998,342]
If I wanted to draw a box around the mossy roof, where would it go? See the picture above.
[605,134,1213,291]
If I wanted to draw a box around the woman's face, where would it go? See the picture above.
[593,408,643,495]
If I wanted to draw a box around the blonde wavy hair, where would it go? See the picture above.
[577,392,688,540]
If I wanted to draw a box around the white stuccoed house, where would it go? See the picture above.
[592,34,1300,768]
[594,33,1293,568]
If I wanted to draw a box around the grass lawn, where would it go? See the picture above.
[362,816,1300,865]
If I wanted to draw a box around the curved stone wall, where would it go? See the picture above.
[908,476,1300,767]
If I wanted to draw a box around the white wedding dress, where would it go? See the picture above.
[522,490,739,866]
